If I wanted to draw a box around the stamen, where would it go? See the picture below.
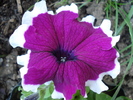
[60,57,66,62]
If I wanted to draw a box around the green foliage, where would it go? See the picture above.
[0,55,7,57]
[37,83,54,100]
[71,90,87,100]
[18,86,33,100]
[87,88,96,100]
[116,96,131,100]
[18,85,132,100]
[96,93,112,100]
[18,83,62,100]
[78,0,92,9]
[55,0,70,6]
[111,4,133,100]
[101,1,133,100]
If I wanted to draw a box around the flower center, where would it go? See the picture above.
[52,49,77,63]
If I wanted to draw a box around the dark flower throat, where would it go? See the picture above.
[52,49,77,63]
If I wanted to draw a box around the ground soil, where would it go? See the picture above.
[0,0,133,100]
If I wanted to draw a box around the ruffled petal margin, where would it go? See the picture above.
[18,51,40,92]
[80,17,120,94]
[81,15,95,26]
[9,24,28,48]
[85,52,120,94]
[9,0,47,48]
[56,3,78,14]
[22,0,47,25]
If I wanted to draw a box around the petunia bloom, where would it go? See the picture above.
[9,0,120,100]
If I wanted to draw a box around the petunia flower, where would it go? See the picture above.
[9,0,120,100]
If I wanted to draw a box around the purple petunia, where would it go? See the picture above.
[9,0,120,100]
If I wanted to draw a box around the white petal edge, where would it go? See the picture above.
[48,11,54,15]
[85,52,120,94]
[100,19,113,37]
[85,78,108,94]
[81,15,95,24]
[19,50,40,92]
[84,93,87,98]
[17,50,31,65]
[100,19,111,30]
[81,17,113,37]
[56,3,78,14]
[22,0,47,25]
[51,89,65,100]
[20,66,40,92]
[106,52,120,78]
[111,35,120,47]
[9,24,28,48]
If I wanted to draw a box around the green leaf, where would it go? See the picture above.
[18,86,33,100]
[42,96,62,100]
[85,86,90,94]
[71,90,87,100]
[116,96,131,100]
[37,83,54,100]
[38,84,46,100]
[44,84,54,98]
[96,93,111,100]
[87,89,96,100]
